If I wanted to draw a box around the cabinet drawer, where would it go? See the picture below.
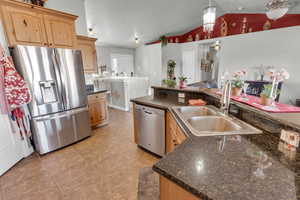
[88,93,106,103]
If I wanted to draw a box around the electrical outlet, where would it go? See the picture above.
[178,93,185,98]
[280,130,300,148]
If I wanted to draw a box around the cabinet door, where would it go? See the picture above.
[160,176,199,200]
[166,112,187,153]
[88,102,101,126]
[43,15,77,48]
[1,6,47,46]
[88,93,108,127]
[77,38,97,73]
[98,97,108,121]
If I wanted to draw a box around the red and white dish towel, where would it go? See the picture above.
[0,44,32,139]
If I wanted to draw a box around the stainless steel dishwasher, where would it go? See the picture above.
[134,104,165,156]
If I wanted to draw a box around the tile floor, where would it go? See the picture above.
[0,109,158,200]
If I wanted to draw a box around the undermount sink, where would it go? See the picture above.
[187,116,242,132]
[174,106,217,118]
[172,106,262,137]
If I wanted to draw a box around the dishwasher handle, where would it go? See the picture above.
[144,110,153,115]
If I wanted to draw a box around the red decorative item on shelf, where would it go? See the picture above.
[147,13,300,46]
[220,17,228,36]
[240,17,248,34]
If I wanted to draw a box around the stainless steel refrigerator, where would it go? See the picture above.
[11,45,91,155]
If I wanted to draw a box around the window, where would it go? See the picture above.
[110,54,134,76]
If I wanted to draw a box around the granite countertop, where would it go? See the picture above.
[131,95,299,200]
[86,89,107,96]
[153,134,297,200]
[131,95,187,110]
[152,85,300,132]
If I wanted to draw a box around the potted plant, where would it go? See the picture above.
[231,70,246,96]
[263,68,289,107]
[167,60,176,80]
[260,84,280,106]
[178,76,188,89]
[160,35,168,47]
[162,79,176,88]
[31,0,47,6]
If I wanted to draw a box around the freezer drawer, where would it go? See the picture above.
[135,104,165,156]
[32,107,91,154]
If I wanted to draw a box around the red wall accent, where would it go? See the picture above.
[147,13,300,45]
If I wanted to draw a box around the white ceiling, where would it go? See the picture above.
[85,0,300,48]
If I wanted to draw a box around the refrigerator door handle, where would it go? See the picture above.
[34,107,89,121]
[35,113,70,121]
[52,50,67,110]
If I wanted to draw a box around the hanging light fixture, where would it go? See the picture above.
[203,0,216,33]
[266,0,290,20]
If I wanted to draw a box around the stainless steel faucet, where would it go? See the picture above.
[220,80,232,115]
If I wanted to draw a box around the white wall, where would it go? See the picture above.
[97,46,135,73]
[218,26,300,104]
[45,0,88,35]
[162,44,182,80]
[135,44,162,88]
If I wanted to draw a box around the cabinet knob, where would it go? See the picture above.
[23,19,28,27]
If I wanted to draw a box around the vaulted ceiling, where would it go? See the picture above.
[84,0,300,48]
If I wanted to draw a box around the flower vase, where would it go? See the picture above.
[231,87,242,96]
[260,95,272,106]
[179,80,186,89]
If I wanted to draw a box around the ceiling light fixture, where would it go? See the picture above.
[266,0,290,20]
[203,0,216,33]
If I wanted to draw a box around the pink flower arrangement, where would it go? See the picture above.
[233,70,247,79]
[267,68,290,82]
[232,69,247,89]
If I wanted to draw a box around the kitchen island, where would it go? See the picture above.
[131,86,300,200]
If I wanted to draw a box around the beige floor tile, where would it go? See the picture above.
[21,188,62,200]
[0,109,158,200]
[62,182,104,200]
[2,174,57,200]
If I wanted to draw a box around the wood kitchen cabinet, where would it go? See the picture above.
[160,176,199,200]
[166,111,187,153]
[0,0,78,48]
[88,92,109,127]
[77,35,98,73]
[43,15,77,48]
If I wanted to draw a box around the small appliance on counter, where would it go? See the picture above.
[11,45,92,155]
[296,99,300,107]
[86,84,95,94]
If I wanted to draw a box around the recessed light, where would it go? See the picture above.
[238,6,244,11]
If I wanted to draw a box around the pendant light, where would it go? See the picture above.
[266,0,290,20]
[203,0,216,33]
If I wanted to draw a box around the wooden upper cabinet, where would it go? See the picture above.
[44,15,77,48]
[77,36,98,73]
[0,0,78,48]
[1,5,47,46]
